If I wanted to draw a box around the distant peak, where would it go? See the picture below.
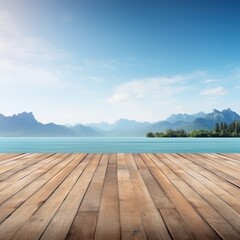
[212,108,235,114]
[115,118,135,124]
[223,108,233,112]
[18,111,33,116]
[16,112,35,118]
[12,112,38,123]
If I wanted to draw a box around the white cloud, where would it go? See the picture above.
[0,60,60,87]
[108,92,130,103]
[82,58,137,72]
[0,10,19,33]
[201,86,227,96]
[106,71,237,122]
[203,79,218,84]
[108,74,196,104]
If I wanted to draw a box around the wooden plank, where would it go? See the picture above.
[99,153,109,165]
[147,154,220,240]
[160,209,195,240]
[199,153,240,173]
[130,154,171,240]
[134,154,174,209]
[148,154,208,209]
[153,154,240,240]
[0,154,41,174]
[207,154,240,171]
[149,166,221,240]
[66,211,98,240]
[186,154,240,187]
[0,153,73,223]
[94,155,121,240]
[0,153,59,191]
[163,153,240,233]
[10,153,92,240]
[0,154,88,239]
[0,154,69,205]
[0,153,11,160]
[197,208,240,239]
[137,154,195,240]
[213,153,240,160]
[186,153,240,186]
[79,154,109,212]
[0,153,29,165]
[11,155,101,240]
[166,154,240,213]
[132,154,147,170]
[180,154,240,199]
[117,153,147,240]
[218,154,240,163]
[0,154,54,180]
[66,154,109,240]
[109,153,117,164]
[40,154,102,240]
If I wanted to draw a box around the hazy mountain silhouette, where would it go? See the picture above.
[0,112,99,137]
[87,118,151,136]
[147,108,240,133]
[0,108,239,137]
[69,124,102,137]
[166,112,207,123]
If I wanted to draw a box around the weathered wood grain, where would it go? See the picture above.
[0,153,239,240]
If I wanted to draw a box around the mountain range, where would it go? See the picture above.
[0,108,240,137]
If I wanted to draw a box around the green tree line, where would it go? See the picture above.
[147,121,240,138]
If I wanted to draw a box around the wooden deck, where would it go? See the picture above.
[0,153,240,240]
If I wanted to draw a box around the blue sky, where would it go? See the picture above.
[0,0,240,124]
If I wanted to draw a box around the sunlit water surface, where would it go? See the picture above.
[0,137,240,153]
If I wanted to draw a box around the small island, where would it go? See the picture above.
[147,121,240,137]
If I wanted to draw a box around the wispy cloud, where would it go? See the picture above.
[106,73,203,121]
[108,73,201,104]
[106,70,239,122]
[83,58,137,72]
[108,92,130,103]
[0,10,19,33]
[0,10,69,60]
[201,86,227,96]
[203,79,218,84]
[0,10,69,88]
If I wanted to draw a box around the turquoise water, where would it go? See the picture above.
[0,137,240,153]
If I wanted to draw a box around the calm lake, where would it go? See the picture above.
[0,137,240,153]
